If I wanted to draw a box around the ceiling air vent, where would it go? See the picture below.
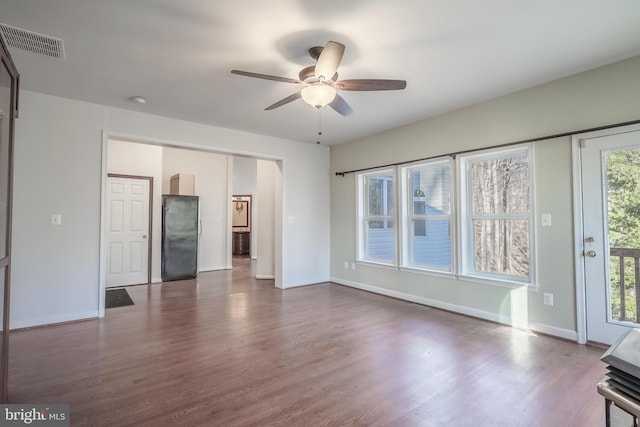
[0,23,65,60]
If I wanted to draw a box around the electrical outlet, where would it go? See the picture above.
[351,262,356,271]
[543,293,554,306]
[51,214,62,226]
[343,261,349,269]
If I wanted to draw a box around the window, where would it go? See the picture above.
[354,144,535,287]
[401,159,453,271]
[458,146,533,284]
[357,169,396,264]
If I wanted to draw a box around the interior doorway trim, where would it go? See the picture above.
[571,122,640,345]
[107,173,153,287]
[99,131,285,317]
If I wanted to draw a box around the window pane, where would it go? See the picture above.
[386,177,394,216]
[471,153,528,214]
[367,220,395,260]
[412,164,450,214]
[473,219,529,277]
[413,219,451,267]
[368,175,394,216]
[368,178,383,215]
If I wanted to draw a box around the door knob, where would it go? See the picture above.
[585,250,597,257]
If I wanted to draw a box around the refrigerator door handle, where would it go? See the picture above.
[199,219,202,236]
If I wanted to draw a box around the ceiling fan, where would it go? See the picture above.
[231,41,406,116]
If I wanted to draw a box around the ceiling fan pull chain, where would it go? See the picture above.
[317,107,322,144]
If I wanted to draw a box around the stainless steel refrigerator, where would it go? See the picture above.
[161,195,199,281]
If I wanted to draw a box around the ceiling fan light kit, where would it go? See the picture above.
[301,83,336,108]
[231,40,406,117]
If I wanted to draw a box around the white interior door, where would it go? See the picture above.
[581,129,640,344]
[106,176,150,287]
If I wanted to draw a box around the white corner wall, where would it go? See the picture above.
[11,91,330,328]
[255,159,276,281]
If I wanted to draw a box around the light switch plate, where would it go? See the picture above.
[541,214,552,227]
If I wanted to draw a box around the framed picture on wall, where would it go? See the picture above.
[232,195,251,232]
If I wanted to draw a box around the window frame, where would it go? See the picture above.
[399,158,455,273]
[356,168,397,266]
[457,144,536,287]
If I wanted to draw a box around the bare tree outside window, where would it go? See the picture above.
[469,151,530,278]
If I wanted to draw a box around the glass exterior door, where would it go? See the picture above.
[582,129,640,344]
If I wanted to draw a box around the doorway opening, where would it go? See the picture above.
[99,135,283,316]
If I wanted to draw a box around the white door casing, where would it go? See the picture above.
[578,126,640,345]
[106,176,151,287]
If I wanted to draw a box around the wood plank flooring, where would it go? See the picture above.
[9,257,606,426]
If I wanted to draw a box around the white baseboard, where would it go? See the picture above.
[11,310,99,330]
[256,275,275,280]
[282,281,320,289]
[198,265,232,273]
[331,277,578,342]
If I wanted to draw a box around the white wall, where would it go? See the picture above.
[256,159,276,280]
[330,55,640,341]
[107,141,163,282]
[233,157,257,259]
[162,147,230,271]
[10,91,330,328]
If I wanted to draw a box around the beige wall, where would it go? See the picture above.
[330,55,640,339]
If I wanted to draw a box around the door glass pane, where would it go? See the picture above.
[606,148,640,324]
[0,64,10,259]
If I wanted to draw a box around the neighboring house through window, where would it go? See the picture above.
[400,158,453,272]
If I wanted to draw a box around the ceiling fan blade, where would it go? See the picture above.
[336,79,407,91]
[329,94,353,116]
[315,41,345,81]
[231,70,302,85]
[265,92,302,110]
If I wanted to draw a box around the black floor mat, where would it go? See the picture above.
[105,288,134,308]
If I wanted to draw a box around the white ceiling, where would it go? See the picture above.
[1,1,639,145]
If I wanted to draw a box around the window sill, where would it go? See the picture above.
[399,266,454,280]
[457,274,538,291]
[356,260,398,271]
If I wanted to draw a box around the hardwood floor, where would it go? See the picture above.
[9,256,606,426]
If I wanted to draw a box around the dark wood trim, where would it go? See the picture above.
[335,119,640,176]
[107,174,153,285]
[0,33,19,403]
